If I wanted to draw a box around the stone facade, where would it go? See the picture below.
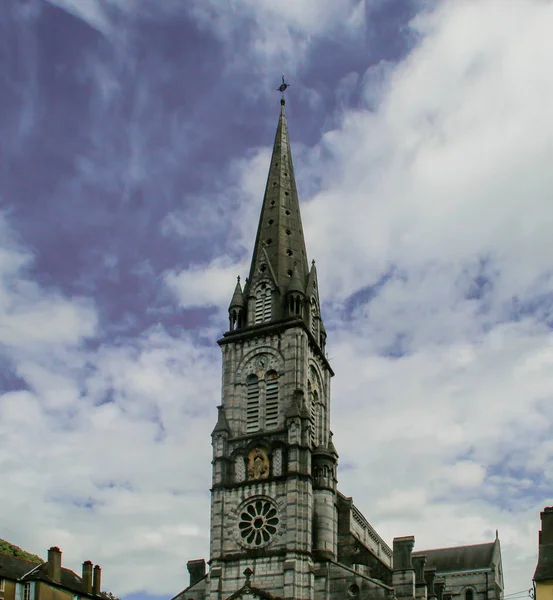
[171,100,504,600]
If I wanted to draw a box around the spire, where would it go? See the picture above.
[212,406,230,435]
[246,100,309,313]
[229,277,245,309]
[288,262,305,295]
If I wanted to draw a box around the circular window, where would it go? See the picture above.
[268,219,274,225]
[348,584,360,598]
[285,229,291,235]
[285,210,291,215]
[266,238,273,245]
[238,499,280,547]
[286,250,293,256]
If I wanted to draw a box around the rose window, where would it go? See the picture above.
[238,499,279,547]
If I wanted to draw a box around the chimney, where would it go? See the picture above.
[47,547,62,583]
[82,561,93,593]
[92,565,101,595]
[539,507,553,545]
[187,559,206,587]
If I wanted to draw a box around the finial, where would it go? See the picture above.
[312,259,316,266]
[277,73,290,105]
[237,275,240,283]
[243,567,253,587]
[495,529,499,540]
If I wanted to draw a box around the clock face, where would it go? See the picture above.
[257,356,268,368]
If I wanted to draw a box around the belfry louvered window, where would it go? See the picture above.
[265,371,279,429]
[246,375,260,432]
[254,285,272,324]
[311,389,318,446]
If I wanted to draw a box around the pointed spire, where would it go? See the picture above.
[286,396,302,419]
[246,100,309,317]
[328,432,338,457]
[288,263,305,295]
[229,276,245,309]
[307,259,318,298]
[212,406,230,435]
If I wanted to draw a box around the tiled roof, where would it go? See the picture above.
[412,542,495,572]
[534,544,553,582]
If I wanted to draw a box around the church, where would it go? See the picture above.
[172,98,504,600]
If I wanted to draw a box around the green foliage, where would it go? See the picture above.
[0,539,44,563]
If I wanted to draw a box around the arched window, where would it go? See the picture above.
[254,285,272,324]
[246,375,260,433]
[265,370,279,429]
[466,590,474,600]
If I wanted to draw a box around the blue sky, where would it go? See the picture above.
[1,0,553,598]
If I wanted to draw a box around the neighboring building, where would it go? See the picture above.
[412,536,503,600]
[0,546,105,600]
[172,98,504,600]
[534,507,553,600]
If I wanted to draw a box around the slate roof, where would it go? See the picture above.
[0,553,41,580]
[24,562,95,596]
[412,542,495,572]
[0,552,104,598]
[534,544,553,582]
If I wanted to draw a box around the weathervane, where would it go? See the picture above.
[277,74,290,103]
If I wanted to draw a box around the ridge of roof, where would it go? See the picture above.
[413,541,495,554]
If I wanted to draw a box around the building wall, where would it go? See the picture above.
[0,578,17,600]
[536,582,553,600]
[439,571,498,600]
[35,582,74,600]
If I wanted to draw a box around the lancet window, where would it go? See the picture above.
[265,371,279,429]
[246,375,260,433]
[309,367,326,447]
[311,299,318,338]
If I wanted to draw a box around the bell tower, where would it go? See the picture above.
[208,98,337,600]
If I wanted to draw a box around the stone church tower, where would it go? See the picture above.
[210,97,336,600]
[173,100,504,600]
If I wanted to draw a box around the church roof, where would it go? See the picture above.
[246,99,309,298]
[534,544,553,582]
[412,542,496,573]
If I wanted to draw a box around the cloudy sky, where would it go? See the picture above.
[1,0,552,598]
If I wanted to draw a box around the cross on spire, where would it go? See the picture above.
[277,74,290,104]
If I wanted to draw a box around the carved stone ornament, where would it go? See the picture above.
[247,447,270,480]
